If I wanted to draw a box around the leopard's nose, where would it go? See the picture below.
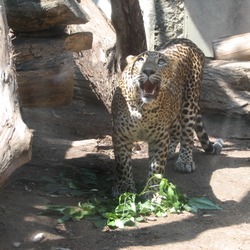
[143,69,155,76]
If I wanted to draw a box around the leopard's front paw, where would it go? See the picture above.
[175,160,196,173]
[112,180,136,197]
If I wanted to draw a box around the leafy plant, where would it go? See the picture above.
[39,168,114,197]
[41,171,222,229]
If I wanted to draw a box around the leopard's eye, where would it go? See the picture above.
[157,58,166,66]
[137,57,145,63]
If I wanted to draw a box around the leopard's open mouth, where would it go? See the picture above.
[140,80,159,98]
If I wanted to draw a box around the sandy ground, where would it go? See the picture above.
[0,94,249,250]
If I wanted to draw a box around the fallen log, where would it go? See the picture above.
[202,60,250,119]
[13,31,92,107]
[14,37,74,107]
[0,0,32,187]
[5,0,89,32]
[212,33,250,61]
[64,32,93,52]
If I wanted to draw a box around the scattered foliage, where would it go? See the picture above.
[40,169,222,229]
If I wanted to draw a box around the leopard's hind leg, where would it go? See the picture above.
[195,112,223,155]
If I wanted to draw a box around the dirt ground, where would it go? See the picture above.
[0,93,249,250]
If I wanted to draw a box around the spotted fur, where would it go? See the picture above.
[111,38,223,196]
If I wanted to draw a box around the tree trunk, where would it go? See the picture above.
[0,0,33,187]
[72,0,147,111]
[110,0,147,71]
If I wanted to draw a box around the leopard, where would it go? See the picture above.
[111,38,223,197]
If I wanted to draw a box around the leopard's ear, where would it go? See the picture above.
[126,55,137,64]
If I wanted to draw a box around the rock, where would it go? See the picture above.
[32,232,45,242]
[13,242,21,248]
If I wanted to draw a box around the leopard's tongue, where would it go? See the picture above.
[140,80,158,96]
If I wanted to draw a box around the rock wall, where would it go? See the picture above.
[140,0,184,50]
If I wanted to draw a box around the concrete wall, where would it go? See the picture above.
[92,0,111,20]
[185,0,250,56]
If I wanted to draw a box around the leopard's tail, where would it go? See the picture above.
[195,113,223,155]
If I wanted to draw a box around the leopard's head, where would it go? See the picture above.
[124,51,169,103]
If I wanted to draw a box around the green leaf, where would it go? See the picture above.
[64,207,78,215]
[167,186,175,200]
[44,183,62,194]
[69,189,86,197]
[92,218,107,228]
[188,197,222,212]
[40,175,57,183]
[73,210,84,220]
[159,179,168,194]
[103,212,116,220]
[115,219,125,228]
[135,216,145,222]
[40,205,69,215]
[106,220,116,228]
[154,174,163,179]
[137,200,154,215]
[130,201,136,213]
[68,181,79,189]
[58,214,72,223]
[155,210,167,217]
[123,217,136,227]
[182,203,192,212]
